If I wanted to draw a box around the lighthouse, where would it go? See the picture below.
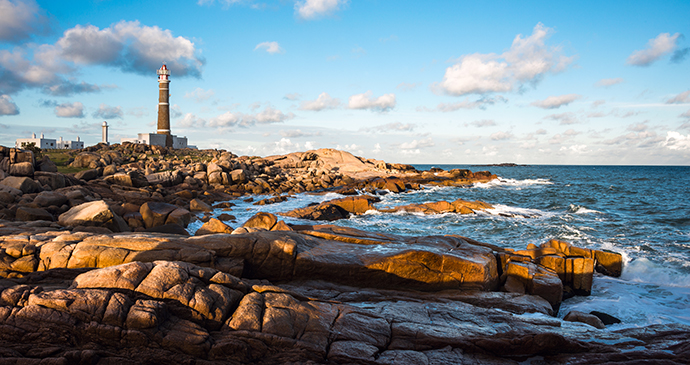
[156,64,171,137]
[119,63,189,149]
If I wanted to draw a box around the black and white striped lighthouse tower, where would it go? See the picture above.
[156,64,172,146]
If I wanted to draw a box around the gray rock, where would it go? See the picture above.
[74,169,99,181]
[0,176,42,194]
[33,191,68,207]
[15,206,54,222]
[9,162,34,177]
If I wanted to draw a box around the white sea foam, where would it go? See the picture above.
[622,257,690,288]
[567,204,603,214]
[559,275,690,328]
[483,204,545,218]
[473,177,553,189]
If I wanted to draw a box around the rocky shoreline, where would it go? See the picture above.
[0,143,688,364]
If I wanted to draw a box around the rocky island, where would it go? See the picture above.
[0,143,688,364]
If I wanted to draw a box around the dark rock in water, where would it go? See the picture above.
[564,310,606,329]
[590,311,622,325]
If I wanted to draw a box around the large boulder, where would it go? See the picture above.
[74,168,99,181]
[0,176,42,194]
[15,206,54,221]
[34,171,66,190]
[140,202,190,228]
[58,200,130,232]
[37,155,58,172]
[146,170,184,187]
[190,198,212,212]
[104,171,149,187]
[229,169,247,183]
[195,218,234,236]
[33,191,68,207]
[563,310,606,329]
[282,196,380,221]
[9,161,35,177]
[70,152,101,168]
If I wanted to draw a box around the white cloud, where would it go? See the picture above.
[206,106,295,127]
[627,33,680,66]
[0,94,19,116]
[184,88,215,102]
[490,131,513,140]
[400,137,434,149]
[254,41,285,54]
[284,92,301,100]
[248,106,295,125]
[531,94,581,109]
[304,141,316,150]
[432,95,507,112]
[362,122,415,133]
[545,112,578,125]
[92,103,122,119]
[436,23,573,96]
[1,20,203,96]
[280,129,320,138]
[295,0,348,20]
[595,78,624,87]
[0,0,48,43]
[299,92,340,111]
[666,90,690,104]
[45,21,204,77]
[587,112,606,118]
[591,100,606,108]
[681,110,690,118]
[662,131,690,150]
[560,145,588,154]
[372,143,381,153]
[563,129,580,136]
[471,119,497,127]
[273,138,301,154]
[177,113,206,128]
[348,91,396,112]
[55,102,84,118]
[535,128,547,135]
[207,111,240,127]
[627,122,648,132]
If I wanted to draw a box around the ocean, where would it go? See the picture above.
[187,164,690,328]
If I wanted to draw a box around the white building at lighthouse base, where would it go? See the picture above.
[121,133,189,149]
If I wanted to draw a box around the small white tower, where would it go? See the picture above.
[102,121,109,144]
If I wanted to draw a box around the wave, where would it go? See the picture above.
[622,257,690,288]
[472,177,553,189]
[482,204,546,218]
[567,204,603,215]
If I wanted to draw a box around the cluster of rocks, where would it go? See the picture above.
[1,144,687,363]
[280,195,496,221]
[0,214,687,364]
[1,144,498,236]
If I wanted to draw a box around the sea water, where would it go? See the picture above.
[187,165,690,329]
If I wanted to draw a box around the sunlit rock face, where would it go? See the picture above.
[0,218,683,364]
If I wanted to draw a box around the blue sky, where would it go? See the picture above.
[1,0,689,164]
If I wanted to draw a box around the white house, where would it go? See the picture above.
[15,133,84,150]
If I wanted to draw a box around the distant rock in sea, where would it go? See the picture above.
[471,162,528,167]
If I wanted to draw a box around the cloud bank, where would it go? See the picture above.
[436,23,573,96]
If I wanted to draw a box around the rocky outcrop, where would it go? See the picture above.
[284,196,493,221]
[0,226,690,364]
